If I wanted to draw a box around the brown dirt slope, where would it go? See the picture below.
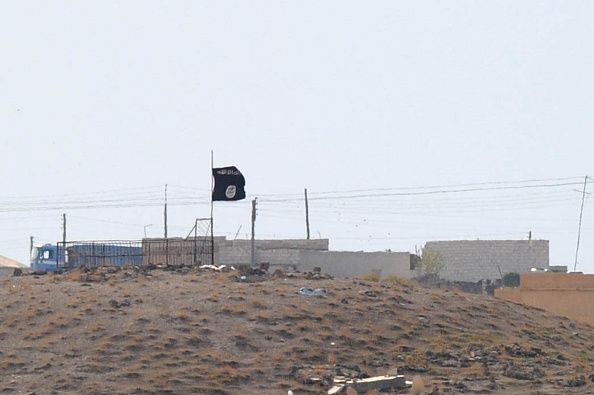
[0,269,593,394]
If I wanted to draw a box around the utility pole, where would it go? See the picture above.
[164,184,168,266]
[251,198,257,267]
[62,213,66,246]
[194,218,198,264]
[573,175,589,272]
[61,214,66,269]
[29,236,34,257]
[304,188,310,240]
[164,184,168,239]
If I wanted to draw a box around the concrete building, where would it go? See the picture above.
[424,240,549,282]
[496,272,594,326]
[0,254,26,276]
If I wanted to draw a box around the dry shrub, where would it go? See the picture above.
[220,304,246,315]
[96,340,113,353]
[463,362,485,378]
[405,350,427,368]
[429,336,449,354]
[327,352,336,365]
[383,275,411,287]
[66,270,83,282]
[338,327,353,341]
[359,272,380,282]
[175,312,191,321]
[254,311,272,323]
[411,375,425,394]
[251,300,267,309]
[125,336,144,351]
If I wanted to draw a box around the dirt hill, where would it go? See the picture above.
[1,268,593,394]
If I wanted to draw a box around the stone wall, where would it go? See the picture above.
[424,240,549,282]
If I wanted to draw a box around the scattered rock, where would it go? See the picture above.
[503,363,538,381]
[451,380,467,390]
[565,376,586,387]
[399,365,429,373]
[306,271,333,280]
[259,262,270,272]
[348,375,406,392]
[298,287,327,297]
[109,299,131,309]
[505,343,541,358]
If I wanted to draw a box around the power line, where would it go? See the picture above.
[246,176,587,198]
[0,185,165,200]
[260,181,589,202]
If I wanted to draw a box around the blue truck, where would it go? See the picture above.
[30,242,143,272]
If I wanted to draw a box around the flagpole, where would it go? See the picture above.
[210,150,215,265]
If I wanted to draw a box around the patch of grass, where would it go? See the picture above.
[383,275,411,286]
[359,272,380,282]
[220,303,246,315]
[251,300,267,309]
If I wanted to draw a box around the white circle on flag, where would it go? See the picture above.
[225,185,237,199]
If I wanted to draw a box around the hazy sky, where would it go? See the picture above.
[1,1,593,272]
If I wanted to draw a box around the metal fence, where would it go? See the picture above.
[56,237,213,269]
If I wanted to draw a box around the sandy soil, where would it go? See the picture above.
[0,268,593,394]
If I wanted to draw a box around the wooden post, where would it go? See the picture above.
[62,213,66,268]
[164,184,168,239]
[194,218,198,264]
[304,188,310,240]
[251,198,257,267]
[164,184,168,266]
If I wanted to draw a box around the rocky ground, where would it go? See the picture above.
[0,267,593,394]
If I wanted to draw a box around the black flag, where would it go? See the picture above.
[212,166,246,201]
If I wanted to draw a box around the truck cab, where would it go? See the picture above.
[30,244,61,272]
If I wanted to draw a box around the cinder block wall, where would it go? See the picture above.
[214,238,414,279]
[424,240,549,282]
[295,250,414,279]
[215,239,329,266]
